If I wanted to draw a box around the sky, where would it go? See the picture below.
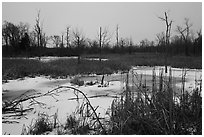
[2,2,202,45]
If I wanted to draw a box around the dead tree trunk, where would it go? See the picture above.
[61,34,63,47]
[77,37,81,64]
[159,12,172,73]
[66,26,70,48]
[101,75,104,85]
[99,27,102,62]
[35,10,42,60]
[116,24,119,48]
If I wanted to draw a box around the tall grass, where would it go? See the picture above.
[109,68,202,135]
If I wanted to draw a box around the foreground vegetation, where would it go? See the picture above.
[16,68,202,135]
[2,53,202,81]
[109,69,202,134]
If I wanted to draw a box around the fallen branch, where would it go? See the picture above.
[67,94,119,101]
[2,120,19,124]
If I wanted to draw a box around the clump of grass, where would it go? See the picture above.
[26,113,53,135]
[70,77,84,86]
[65,115,78,130]
[64,114,91,135]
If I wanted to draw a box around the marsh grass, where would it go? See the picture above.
[3,53,201,80]
[2,58,130,80]
[109,68,202,135]
[83,53,202,69]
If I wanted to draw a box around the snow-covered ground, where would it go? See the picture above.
[2,66,202,135]
[2,76,124,134]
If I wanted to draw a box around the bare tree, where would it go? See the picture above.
[156,32,165,46]
[177,18,192,56]
[34,10,44,59]
[2,21,18,47]
[97,27,111,85]
[98,27,111,62]
[159,13,173,135]
[60,32,64,48]
[2,21,23,49]
[101,27,111,46]
[34,10,43,48]
[65,26,71,48]
[119,38,125,49]
[116,24,119,47]
[99,27,102,62]
[194,29,202,55]
[51,35,61,48]
[2,22,9,47]
[72,28,85,64]
[29,31,36,47]
[140,38,150,47]
[128,37,133,54]
[158,12,173,73]
[18,22,30,40]
[41,33,49,48]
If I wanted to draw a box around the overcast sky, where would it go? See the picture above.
[2,2,202,45]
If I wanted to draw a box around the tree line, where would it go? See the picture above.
[2,11,202,59]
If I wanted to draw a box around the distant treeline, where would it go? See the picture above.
[2,41,202,57]
[2,20,202,57]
